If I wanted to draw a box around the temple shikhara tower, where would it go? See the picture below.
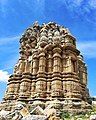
[0,22,91,119]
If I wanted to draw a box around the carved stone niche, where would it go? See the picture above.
[71,57,77,73]
[39,31,48,48]
[28,36,37,48]
[53,31,61,45]
[65,34,76,47]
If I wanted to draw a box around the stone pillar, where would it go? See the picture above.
[3,74,21,111]
[4,75,21,100]
[47,51,53,73]
[63,80,67,97]
[78,65,83,83]
[51,47,63,97]
[30,51,38,98]
[66,81,72,98]
[65,54,77,73]
[78,58,86,85]
[62,51,67,72]
[29,56,33,73]
[18,52,32,99]
[14,58,26,74]
[47,51,53,98]
[12,74,21,96]
[7,82,14,95]
[19,59,26,73]
[19,73,32,99]
[32,51,39,75]
[31,81,36,98]
[24,60,30,73]
[71,58,77,73]
[38,52,46,73]
[82,65,87,85]
[53,48,61,73]
[67,56,72,72]
[62,50,67,97]
[71,81,81,99]
[36,50,47,98]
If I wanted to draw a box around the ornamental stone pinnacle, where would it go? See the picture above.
[0,22,91,119]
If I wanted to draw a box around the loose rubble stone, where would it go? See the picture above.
[90,115,96,120]
[22,115,48,120]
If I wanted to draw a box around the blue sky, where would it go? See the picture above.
[0,0,96,101]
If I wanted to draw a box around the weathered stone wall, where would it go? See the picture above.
[0,22,91,114]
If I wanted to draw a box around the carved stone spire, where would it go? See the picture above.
[0,22,91,116]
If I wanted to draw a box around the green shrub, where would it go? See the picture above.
[60,111,70,119]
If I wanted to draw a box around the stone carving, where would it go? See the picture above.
[0,22,91,119]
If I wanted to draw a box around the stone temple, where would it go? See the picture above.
[0,22,91,119]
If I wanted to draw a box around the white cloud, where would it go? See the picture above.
[0,0,8,5]
[0,35,20,71]
[3,54,19,71]
[77,41,96,58]
[61,0,83,8]
[59,0,96,24]
[63,0,96,8]
[0,0,8,16]
[0,36,20,46]
[69,0,83,6]
[0,70,10,82]
[88,0,96,8]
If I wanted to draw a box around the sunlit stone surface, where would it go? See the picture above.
[0,22,91,119]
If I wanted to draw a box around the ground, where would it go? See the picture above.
[60,105,96,120]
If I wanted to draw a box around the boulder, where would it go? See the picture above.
[90,115,96,120]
